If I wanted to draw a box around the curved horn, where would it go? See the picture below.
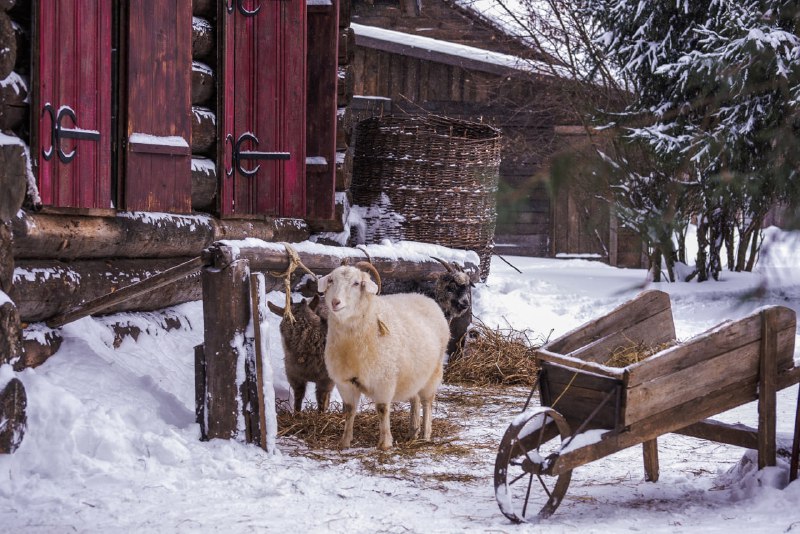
[430,256,455,273]
[355,261,382,295]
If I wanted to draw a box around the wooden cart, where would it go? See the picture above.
[494,290,800,522]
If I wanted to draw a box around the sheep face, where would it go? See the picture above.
[317,266,379,322]
[435,271,472,320]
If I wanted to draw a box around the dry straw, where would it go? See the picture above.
[603,340,676,368]
[443,318,545,387]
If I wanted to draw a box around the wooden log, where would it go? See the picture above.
[337,64,354,106]
[0,141,26,222]
[202,241,481,285]
[191,16,213,60]
[192,0,213,17]
[191,106,215,156]
[338,27,355,64]
[0,222,13,294]
[17,329,63,370]
[11,258,203,323]
[0,299,22,364]
[191,157,217,211]
[335,148,353,191]
[202,259,251,440]
[675,419,759,449]
[12,211,309,260]
[0,11,17,80]
[758,308,778,469]
[0,72,28,131]
[336,105,352,151]
[46,257,203,328]
[0,377,26,454]
[191,61,215,106]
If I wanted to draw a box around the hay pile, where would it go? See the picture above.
[277,401,464,455]
[604,340,676,368]
[443,319,543,387]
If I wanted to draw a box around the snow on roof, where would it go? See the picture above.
[351,22,552,77]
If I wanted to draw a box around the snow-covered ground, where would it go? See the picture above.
[2,228,800,533]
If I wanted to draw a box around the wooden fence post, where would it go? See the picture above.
[201,248,251,440]
[758,308,778,469]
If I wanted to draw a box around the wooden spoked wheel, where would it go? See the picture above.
[494,407,573,522]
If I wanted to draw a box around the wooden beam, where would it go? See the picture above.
[202,259,251,440]
[674,419,759,449]
[642,439,659,482]
[46,257,204,328]
[791,388,800,482]
[249,273,269,451]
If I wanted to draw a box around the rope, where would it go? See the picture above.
[268,243,317,324]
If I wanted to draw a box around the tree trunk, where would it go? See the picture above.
[192,157,217,211]
[696,216,709,282]
[11,258,203,322]
[0,222,12,294]
[0,10,17,80]
[745,220,762,272]
[191,16,213,60]
[191,61,214,106]
[191,106,215,156]
[0,72,28,131]
[724,223,735,271]
[649,248,662,283]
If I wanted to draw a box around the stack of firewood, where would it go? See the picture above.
[190,0,217,212]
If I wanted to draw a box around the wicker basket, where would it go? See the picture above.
[352,115,501,279]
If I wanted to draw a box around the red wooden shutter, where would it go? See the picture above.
[35,0,112,209]
[219,0,307,218]
[124,0,192,213]
[305,0,339,221]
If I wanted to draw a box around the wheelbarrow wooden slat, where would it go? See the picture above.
[545,364,800,477]
[546,290,674,355]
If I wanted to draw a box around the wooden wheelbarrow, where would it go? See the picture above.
[494,290,800,522]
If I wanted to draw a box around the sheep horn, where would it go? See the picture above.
[355,261,382,295]
[430,256,455,273]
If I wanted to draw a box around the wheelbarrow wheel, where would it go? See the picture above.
[494,407,572,522]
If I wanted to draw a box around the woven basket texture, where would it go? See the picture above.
[352,115,501,279]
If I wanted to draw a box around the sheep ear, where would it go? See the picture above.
[363,276,379,295]
[317,274,329,293]
[267,301,284,317]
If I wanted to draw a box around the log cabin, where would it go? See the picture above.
[349,0,645,266]
[0,0,356,452]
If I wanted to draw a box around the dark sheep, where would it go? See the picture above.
[429,258,474,359]
[267,294,334,413]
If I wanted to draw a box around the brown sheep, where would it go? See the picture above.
[267,295,334,413]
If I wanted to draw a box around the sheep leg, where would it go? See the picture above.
[376,403,393,450]
[409,395,421,440]
[421,395,434,441]
[315,379,334,413]
[289,380,307,412]
[338,384,360,449]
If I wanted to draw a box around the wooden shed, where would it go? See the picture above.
[350,0,645,266]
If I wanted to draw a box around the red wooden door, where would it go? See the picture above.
[35,0,112,209]
[219,0,307,218]
[124,0,192,213]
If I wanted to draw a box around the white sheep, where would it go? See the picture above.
[318,262,449,450]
